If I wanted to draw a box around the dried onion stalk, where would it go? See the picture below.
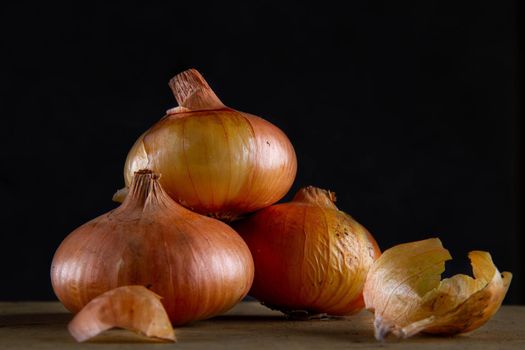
[363,238,512,340]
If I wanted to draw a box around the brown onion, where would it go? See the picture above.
[51,170,254,325]
[235,186,381,316]
[114,69,297,221]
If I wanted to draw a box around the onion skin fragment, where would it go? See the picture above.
[68,286,175,343]
[363,238,512,341]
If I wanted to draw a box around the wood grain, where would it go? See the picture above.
[0,302,523,349]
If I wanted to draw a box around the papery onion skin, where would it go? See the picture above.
[235,186,381,316]
[411,251,512,337]
[363,238,512,340]
[68,285,175,342]
[52,170,254,326]
[117,69,297,221]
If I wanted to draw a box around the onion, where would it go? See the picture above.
[234,186,381,316]
[51,170,254,326]
[114,69,297,221]
[363,238,512,340]
[68,286,175,342]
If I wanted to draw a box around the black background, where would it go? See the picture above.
[0,1,522,303]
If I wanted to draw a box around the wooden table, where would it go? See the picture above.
[0,302,523,349]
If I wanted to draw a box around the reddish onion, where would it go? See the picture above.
[51,170,254,325]
[114,69,297,221]
[235,186,381,316]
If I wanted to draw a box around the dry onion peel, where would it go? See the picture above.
[363,238,512,340]
[68,286,175,342]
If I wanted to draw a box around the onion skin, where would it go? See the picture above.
[235,186,381,316]
[117,69,297,221]
[363,238,512,340]
[68,286,175,342]
[51,170,254,326]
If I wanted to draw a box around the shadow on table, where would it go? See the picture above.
[290,327,480,345]
[87,332,175,344]
[210,314,286,323]
[0,313,71,327]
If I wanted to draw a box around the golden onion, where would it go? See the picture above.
[114,69,297,221]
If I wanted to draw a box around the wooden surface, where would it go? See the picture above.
[0,302,523,349]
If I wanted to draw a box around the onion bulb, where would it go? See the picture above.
[68,286,175,342]
[363,238,512,340]
[235,186,381,316]
[51,170,254,325]
[114,69,297,221]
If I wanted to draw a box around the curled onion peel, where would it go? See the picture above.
[115,69,297,221]
[363,238,512,340]
[68,286,175,342]
[236,186,380,316]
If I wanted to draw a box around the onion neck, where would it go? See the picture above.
[292,186,338,210]
[168,69,225,112]
[120,169,174,211]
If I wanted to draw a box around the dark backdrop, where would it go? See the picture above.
[0,1,522,303]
